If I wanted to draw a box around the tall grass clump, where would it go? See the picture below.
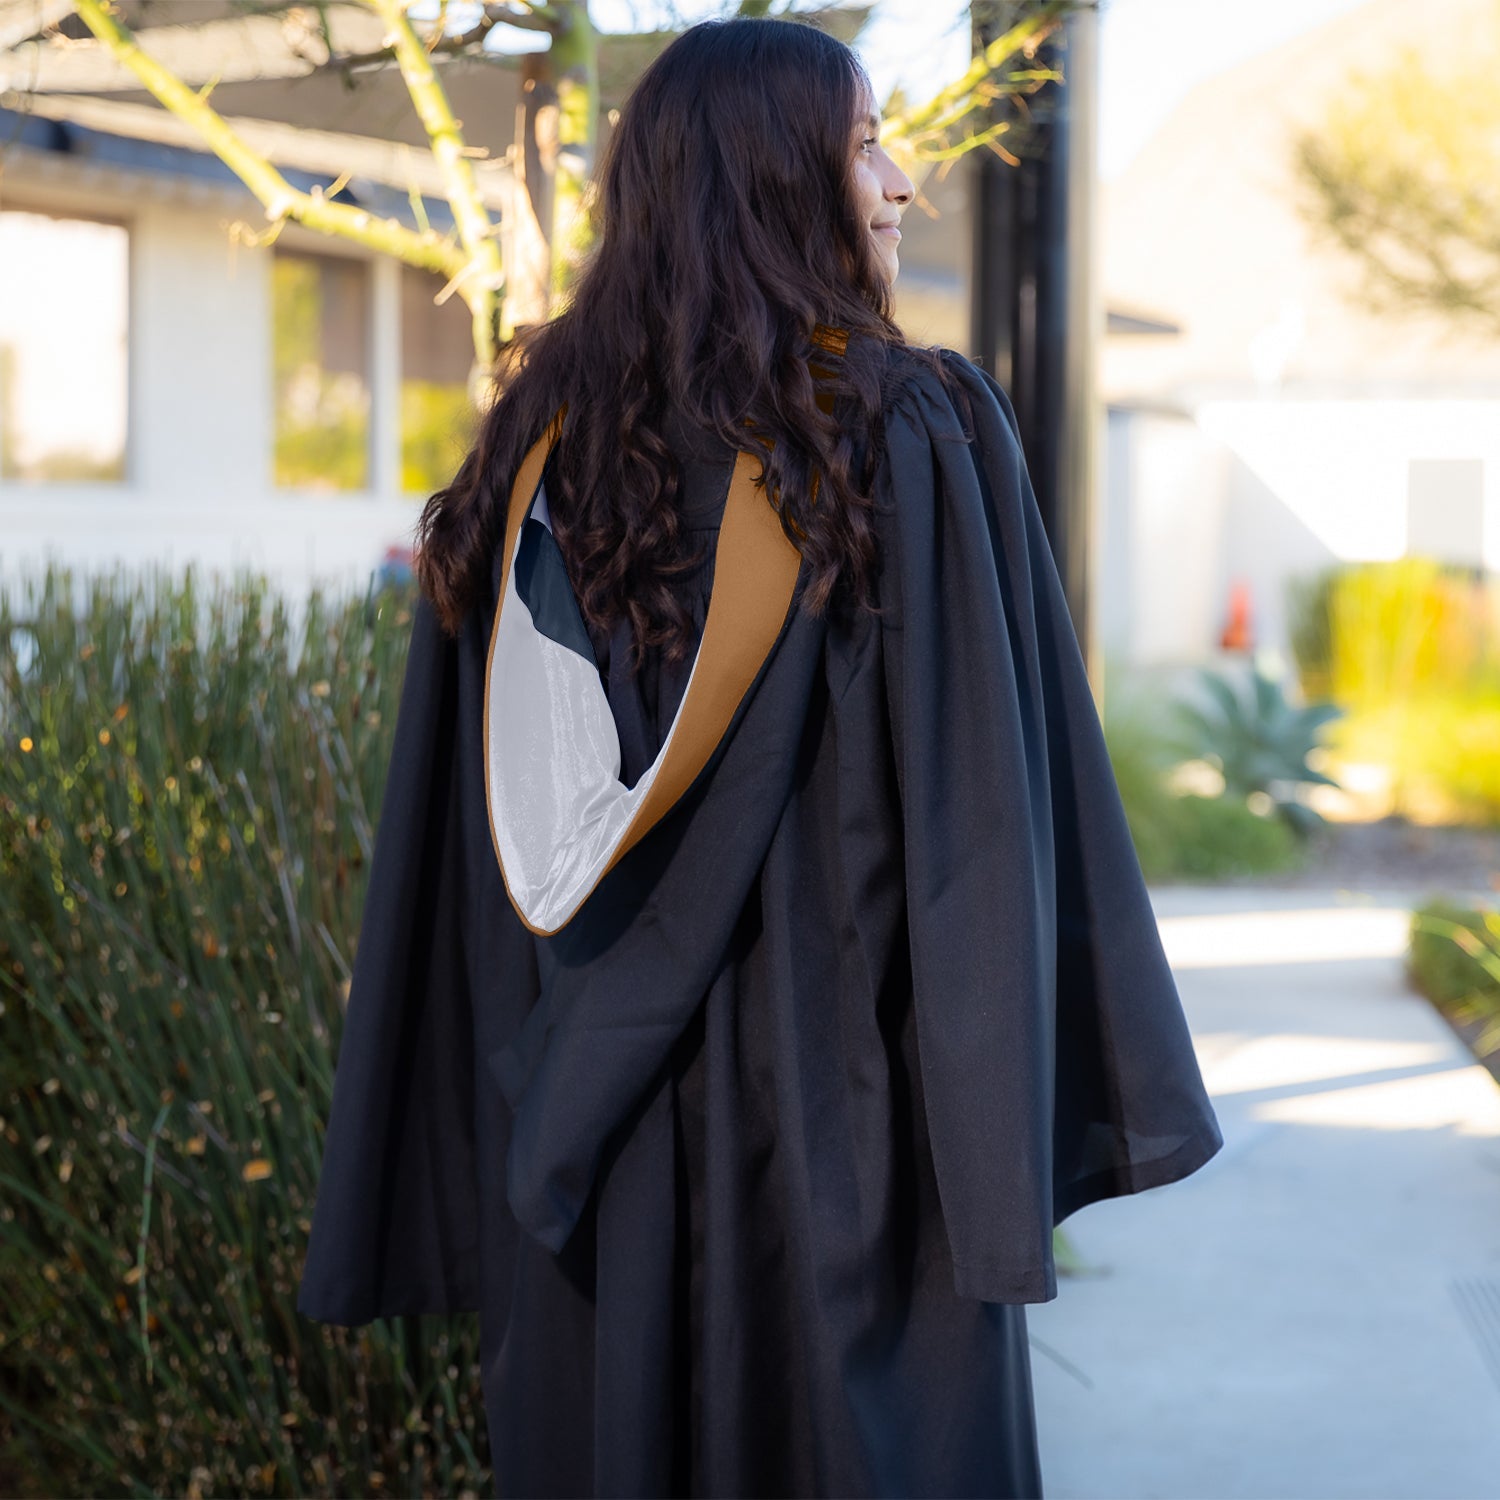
[1286,558,1500,821]
[1408,899,1500,1072]
[0,564,489,1498]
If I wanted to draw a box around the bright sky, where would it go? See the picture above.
[1091,0,1374,179]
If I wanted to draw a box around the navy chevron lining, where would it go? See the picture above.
[512,516,598,665]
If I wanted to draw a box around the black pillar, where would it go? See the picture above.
[969,2,1101,689]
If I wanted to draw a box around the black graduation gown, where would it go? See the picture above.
[295,346,1225,1499]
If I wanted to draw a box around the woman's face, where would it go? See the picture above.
[849,86,915,285]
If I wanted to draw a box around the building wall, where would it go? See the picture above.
[1097,405,1137,667]
[1103,398,1500,672]
[1113,408,1231,667]
[1,176,425,607]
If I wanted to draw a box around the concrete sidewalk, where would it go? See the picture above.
[1030,884,1500,1500]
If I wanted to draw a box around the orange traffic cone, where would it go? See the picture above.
[1220,577,1254,651]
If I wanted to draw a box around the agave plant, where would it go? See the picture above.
[1173,661,1344,837]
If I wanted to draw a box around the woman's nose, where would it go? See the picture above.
[887,162,914,204]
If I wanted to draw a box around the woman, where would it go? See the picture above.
[297,16,1224,1499]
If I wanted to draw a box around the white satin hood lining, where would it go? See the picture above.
[484,479,701,933]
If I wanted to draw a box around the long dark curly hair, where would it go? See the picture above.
[415,15,925,662]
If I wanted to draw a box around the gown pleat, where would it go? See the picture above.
[478,415,1045,1499]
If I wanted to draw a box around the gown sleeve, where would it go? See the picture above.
[296,595,493,1325]
[875,348,1224,1305]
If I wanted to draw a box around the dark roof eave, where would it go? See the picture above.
[0,102,470,235]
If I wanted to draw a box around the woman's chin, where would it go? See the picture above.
[865,238,900,287]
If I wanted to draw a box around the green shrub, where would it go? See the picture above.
[1323,692,1500,823]
[1101,689,1191,879]
[1407,898,1500,1064]
[1286,558,1500,823]
[1325,558,1500,708]
[1286,567,1336,702]
[1159,792,1304,879]
[1103,679,1306,882]
[0,565,488,1498]
[1285,558,1496,704]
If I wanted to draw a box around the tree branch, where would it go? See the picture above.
[286,1,555,76]
[881,1,1069,161]
[68,0,466,281]
[365,0,506,362]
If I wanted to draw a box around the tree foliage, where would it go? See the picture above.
[1291,31,1500,335]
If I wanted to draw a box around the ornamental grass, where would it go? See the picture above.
[0,565,488,1499]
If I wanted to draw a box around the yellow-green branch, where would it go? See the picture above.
[548,0,598,300]
[368,0,506,362]
[883,3,1067,148]
[70,0,465,282]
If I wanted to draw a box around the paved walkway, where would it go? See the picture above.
[1030,884,1500,1500]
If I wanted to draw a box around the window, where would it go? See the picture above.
[0,208,128,483]
[400,264,478,495]
[272,249,370,491]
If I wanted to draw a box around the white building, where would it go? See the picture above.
[0,3,526,601]
[1096,0,1500,673]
